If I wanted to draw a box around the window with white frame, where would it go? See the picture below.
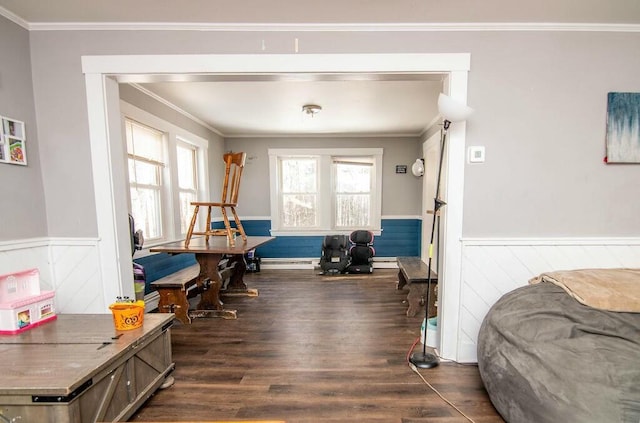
[280,157,318,228]
[126,119,165,241]
[269,148,382,235]
[176,141,198,235]
[122,102,209,246]
[334,158,373,228]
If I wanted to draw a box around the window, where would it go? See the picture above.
[176,141,198,235]
[126,119,165,241]
[122,102,208,246]
[269,148,382,235]
[280,157,318,228]
[334,158,373,228]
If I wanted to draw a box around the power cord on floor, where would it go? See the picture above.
[407,337,477,423]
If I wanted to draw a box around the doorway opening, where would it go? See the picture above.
[82,53,470,359]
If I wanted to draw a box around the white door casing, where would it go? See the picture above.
[82,53,470,360]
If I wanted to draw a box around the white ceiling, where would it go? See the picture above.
[2,0,639,137]
[130,74,445,137]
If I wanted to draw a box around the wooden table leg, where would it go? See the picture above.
[156,287,191,325]
[195,252,223,310]
[223,254,258,297]
[191,253,238,320]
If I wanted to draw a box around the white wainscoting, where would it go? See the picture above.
[4,236,640,352]
[0,238,52,289]
[456,237,640,363]
[48,238,104,313]
[0,238,104,314]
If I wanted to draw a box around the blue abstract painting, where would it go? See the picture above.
[606,92,640,163]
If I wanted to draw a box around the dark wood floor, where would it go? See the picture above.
[129,269,504,423]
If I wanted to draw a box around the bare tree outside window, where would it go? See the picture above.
[269,148,382,234]
[280,158,318,227]
[335,160,372,228]
[176,142,198,234]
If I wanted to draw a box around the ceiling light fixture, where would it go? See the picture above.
[302,104,322,117]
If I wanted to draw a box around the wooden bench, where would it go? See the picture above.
[396,256,438,318]
[151,260,237,325]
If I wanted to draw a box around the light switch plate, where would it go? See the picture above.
[468,146,485,163]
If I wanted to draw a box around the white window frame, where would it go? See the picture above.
[125,118,167,242]
[175,139,199,236]
[268,148,383,236]
[121,101,209,248]
[333,157,375,229]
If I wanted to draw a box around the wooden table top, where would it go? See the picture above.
[150,236,275,255]
[0,314,174,394]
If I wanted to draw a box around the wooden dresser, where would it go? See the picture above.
[0,313,175,422]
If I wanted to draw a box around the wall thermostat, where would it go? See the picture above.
[467,146,485,163]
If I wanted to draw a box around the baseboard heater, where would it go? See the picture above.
[260,258,316,270]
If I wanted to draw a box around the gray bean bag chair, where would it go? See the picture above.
[478,282,640,423]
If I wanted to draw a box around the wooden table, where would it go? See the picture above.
[150,236,274,324]
[396,256,438,317]
[0,313,174,423]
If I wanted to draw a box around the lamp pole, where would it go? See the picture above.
[408,93,472,369]
[409,119,451,369]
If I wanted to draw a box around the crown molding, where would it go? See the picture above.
[2,18,639,33]
[0,6,29,29]
[225,131,423,139]
[129,83,224,137]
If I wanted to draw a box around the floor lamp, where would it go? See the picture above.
[409,93,474,369]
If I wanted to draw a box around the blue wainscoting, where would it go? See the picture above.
[216,218,422,259]
[134,252,196,294]
[135,218,420,292]
[375,219,422,257]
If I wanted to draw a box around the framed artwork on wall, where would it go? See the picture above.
[605,92,640,163]
[0,116,26,166]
